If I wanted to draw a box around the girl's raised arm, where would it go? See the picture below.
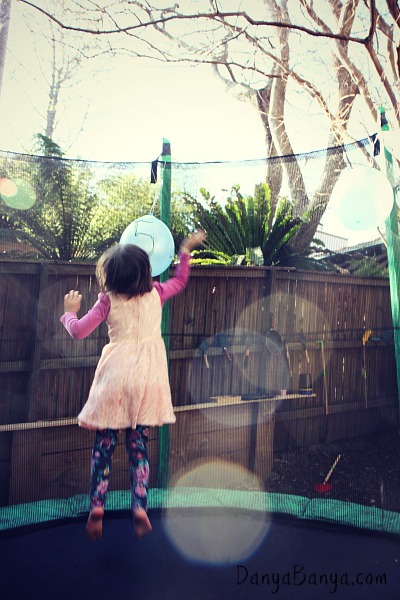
[153,230,206,305]
[61,293,110,339]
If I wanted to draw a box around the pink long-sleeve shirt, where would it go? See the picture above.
[60,252,190,339]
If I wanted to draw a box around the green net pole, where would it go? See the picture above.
[381,108,400,414]
[157,138,172,488]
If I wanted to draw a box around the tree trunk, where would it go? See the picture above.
[255,71,282,220]
[0,0,12,102]
[290,51,360,251]
[45,73,60,138]
[268,1,310,217]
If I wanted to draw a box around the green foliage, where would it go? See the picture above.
[0,135,198,261]
[347,256,388,278]
[87,173,157,250]
[0,141,334,270]
[0,135,159,260]
[185,183,331,269]
[190,249,247,266]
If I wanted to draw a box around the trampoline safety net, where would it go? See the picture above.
[0,135,399,541]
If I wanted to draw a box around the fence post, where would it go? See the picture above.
[27,262,49,421]
[381,108,400,415]
[158,139,172,488]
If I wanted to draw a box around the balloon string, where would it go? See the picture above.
[150,194,157,215]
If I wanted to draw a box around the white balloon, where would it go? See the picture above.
[330,167,393,231]
[120,214,175,276]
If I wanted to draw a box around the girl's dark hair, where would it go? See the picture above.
[96,244,153,298]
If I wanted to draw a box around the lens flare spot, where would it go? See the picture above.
[188,327,286,417]
[0,177,17,197]
[163,461,270,565]
[0,179,36,210]
[330,166,393,231]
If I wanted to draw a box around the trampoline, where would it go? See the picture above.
[1,139,400,600]
[1,503,399,600]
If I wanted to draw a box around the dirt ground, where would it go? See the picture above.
[266,430,400,513]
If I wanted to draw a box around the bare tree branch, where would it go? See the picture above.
[19,0,376,44]
[386,0,400,27]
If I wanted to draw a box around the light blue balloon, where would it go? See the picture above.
[120,214,175,276]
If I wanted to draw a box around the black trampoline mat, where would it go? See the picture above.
[0,509,399,600]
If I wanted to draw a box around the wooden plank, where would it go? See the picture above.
[0,372,30,426]
[0,432,12,505]
[7,424,159,504]
[0,262,41,275]
[169,403,255,484]
[0,336,392,373]
[253,402,275,483]
[8,430,43,503]
[25,264,48,422]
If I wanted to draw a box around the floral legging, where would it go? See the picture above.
[89,426,149,513]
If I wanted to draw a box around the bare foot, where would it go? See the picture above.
[86,507,104,541]
[133,508,152,540]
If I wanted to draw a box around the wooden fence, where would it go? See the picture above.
[0,259,398,506]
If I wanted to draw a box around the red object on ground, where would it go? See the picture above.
[314,454,341,493]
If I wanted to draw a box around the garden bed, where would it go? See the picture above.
[266,430,400,513]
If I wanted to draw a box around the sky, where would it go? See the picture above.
[0,0,351,163]
[0,1,394,248]
[0,3,270,163]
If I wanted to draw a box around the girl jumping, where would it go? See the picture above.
[60,230,206,540]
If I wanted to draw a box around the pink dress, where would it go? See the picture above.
[60,252,190,430]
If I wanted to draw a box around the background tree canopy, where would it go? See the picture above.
[0,1,397,272]
[0,135,193,260]
[1,0,397,252]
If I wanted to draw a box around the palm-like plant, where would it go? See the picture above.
[0,135,110,260]
[185,183,329,269]
[0,135,159,260]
